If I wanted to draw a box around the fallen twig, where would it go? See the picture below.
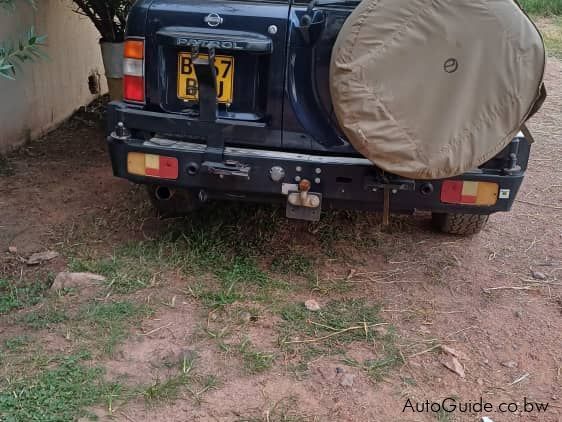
[141,322,173,336]
[509,372,530,386]
[408,344,441,359]
[482,285,537,293]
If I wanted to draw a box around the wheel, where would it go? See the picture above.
[432,213,489,236]
[145,185,199,218]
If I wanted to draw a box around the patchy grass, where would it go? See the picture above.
[539,17,562,58]
[3,335,32,352]
[69,248,155,293]
[143,373,193,405]
[238,397,314,422]
[343,352,403,383]
[434,409,454,422]
[521,0,562,15]
[278,299,401,378]
[0,279,47,314]
[192,257,287,308]
[143,353,218,406]
[270,253,314,278]
[238,338,276,374]
[20,306,69,329]
[77,301,153,355]
[0,353,123,421]
[279,299,383,345]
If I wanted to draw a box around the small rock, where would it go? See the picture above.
[501,360,518,369]
[27,250,59,265]
[515,310,523,318]
[305,299,321,312]
[477,378,484,386]
[441,345,470,361]
[442,356,465,378]
[51,272,106,290]
[239,311,252,323]
[8,246,17,254]
[335,367,344,374]
[339,373,356,387]
[531,271,547,281]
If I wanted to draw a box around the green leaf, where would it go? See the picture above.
[0,26,46,80]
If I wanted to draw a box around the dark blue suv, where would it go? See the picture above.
[107,0,534,235]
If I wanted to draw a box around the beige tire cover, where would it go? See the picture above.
[330,0,545,180]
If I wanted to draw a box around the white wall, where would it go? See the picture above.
[0,0,107,152]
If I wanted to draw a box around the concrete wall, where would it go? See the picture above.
[0,0,107,152]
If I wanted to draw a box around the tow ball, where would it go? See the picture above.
[286,179,322,222]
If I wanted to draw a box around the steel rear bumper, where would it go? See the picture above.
[107,134,525,215]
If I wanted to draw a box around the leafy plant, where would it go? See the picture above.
[0,0,46,80]
[0,354,123,421]
[0,278,46,314]
[72,0,134,42]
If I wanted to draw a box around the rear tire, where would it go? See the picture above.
[145,185,199,218]
[432,213,489,236]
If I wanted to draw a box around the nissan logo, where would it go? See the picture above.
[204,13,223,27]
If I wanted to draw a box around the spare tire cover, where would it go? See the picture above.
[330,0,545,180]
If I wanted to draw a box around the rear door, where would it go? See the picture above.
[283,0,359,153]
[145,0,291,148]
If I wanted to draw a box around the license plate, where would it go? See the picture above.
[177,53,234,104]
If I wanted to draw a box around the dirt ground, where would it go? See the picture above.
[0,62,561,422]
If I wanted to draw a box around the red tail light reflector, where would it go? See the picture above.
[127,153,178,180]
[441,181,499,206]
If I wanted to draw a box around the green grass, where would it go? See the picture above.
[343,353,403,383]
[270,253,314,277]
[540,16,562,58]
[69,249,155,293]
[238,339,275,374]
[0,279,46,314]
[142,353,218,406]
[280,299,383,345]
[69,205,285,300]
[143,373,193,405]
[3,335,32,352]
[521,0,562,15]
[77,301,153,355]
[20,306,68,329]
[434,409,454,422]
[278,299,402,379]
[237,397,313,422]
[0,354,123,421]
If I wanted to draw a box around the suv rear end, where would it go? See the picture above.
[107,0,534,234]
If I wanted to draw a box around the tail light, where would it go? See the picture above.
[127,152,179,180]
[123,39,145,103]
[441,180,499,206]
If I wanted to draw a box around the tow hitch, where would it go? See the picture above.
[286,179,322,222]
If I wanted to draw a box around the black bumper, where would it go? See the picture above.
[107,134,526,215]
